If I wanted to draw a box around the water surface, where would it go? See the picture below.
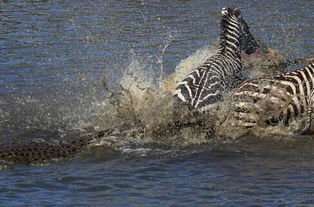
[0,0,313,206]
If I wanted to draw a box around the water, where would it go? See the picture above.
[1,0,314,206]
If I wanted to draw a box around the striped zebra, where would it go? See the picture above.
[225,61,314,135]
[174,7,260,111]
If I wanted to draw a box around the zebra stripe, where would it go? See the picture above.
[227,61,314,134]
[174,8,260,111]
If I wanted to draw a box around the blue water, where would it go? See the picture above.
[1,0,314,206]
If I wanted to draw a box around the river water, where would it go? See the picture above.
[1,0,314,206]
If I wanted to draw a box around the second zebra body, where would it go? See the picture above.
[223,61,314,136]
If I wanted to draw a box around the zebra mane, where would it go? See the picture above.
[238,16,261,54]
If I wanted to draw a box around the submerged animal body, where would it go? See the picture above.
[0,131,108,164]
[174,7,261,111]
[223,61,314,136]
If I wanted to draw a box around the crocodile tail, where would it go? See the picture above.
[0,130,108,164]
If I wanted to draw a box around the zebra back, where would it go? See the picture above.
[174,8,260,111]
[226,61,314,134]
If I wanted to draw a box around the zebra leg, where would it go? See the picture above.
[300,92,314,135]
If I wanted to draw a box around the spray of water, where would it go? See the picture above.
[0,35,304,161]
[91,51,218,150]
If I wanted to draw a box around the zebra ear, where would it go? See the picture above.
[234,8,242,17]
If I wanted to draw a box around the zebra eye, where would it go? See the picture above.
[234,8,242,17]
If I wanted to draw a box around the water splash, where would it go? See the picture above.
[0,38,304,161]
[83,45,222,152]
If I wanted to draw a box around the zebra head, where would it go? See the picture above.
[220,8,260,56]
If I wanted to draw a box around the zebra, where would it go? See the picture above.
[224,61,314,135]
[174,7,261,111]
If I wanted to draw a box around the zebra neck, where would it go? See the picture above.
[217,36,241,59]
[217,23,241,59]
